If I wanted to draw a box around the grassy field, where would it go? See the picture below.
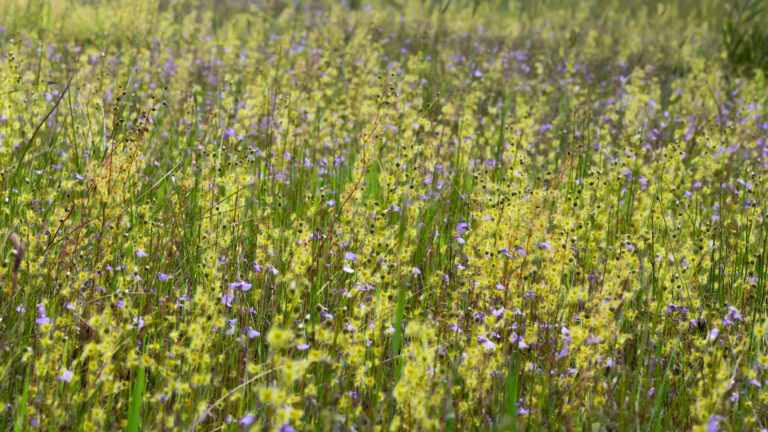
[1,0,768,430]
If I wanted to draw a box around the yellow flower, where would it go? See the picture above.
[267,327,293,349]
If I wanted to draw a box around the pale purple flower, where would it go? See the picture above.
[36,303,50,325]
[239,414,255,428]
[296,344,310,351]
[247,328,261,339]
[706,416,723,432]
[344,252,358,262]
[133,316,145,329]
[225,323,236,336]
[228,281,252,291]
[412,267,421,276]
[158,272,171,281]
[59,369,74,382]
[556,346,569,359]
[135,249,148,258]
[222,293,234,307]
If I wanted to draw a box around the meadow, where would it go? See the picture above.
[1,0,768,430]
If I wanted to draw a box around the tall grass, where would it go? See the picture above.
[1,0,768,430]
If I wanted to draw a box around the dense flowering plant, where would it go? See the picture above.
[1,0,768,431]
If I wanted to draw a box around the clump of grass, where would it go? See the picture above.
[722,0,768,71]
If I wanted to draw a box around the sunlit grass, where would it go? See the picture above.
[1,0,768,430]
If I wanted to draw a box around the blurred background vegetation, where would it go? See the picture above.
[0,0,765,74]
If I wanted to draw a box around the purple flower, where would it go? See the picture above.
[344,251,358,262]
[412,267,422,276]
[707,415,723,432]
[135,249,148,258]
[36,303,50,325]
[228,281,252,291]
[247,328,261,339]
[59,369,74,382]
[222,293,234,307]
[239,414,255,428]
[447,323,462,333]
[456,222,469,235]
[133,316,145,329]
[279,424,296,432]
[556,346,569,360]
[158,272,171,281]
[296,344,310,351]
